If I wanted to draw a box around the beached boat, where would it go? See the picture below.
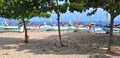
[102,27,120,33]
[74,28,90,32]
[0,25,40,31]
[40,25,72,31]
[51,26,72,31]
[4,26,19,30]
[40,25,52,31]
[0,25,20,31]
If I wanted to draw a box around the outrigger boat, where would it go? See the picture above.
[102,26,120,33]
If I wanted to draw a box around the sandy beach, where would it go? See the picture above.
[0,30,120,58]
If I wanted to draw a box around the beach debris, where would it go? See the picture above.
[42,49,47,51]
[2,53,9,55]
[13,46,18,49]
[110,46,120,53]
[89,54,99,58]
[95,55,99,57]
[81,38,84,40]
[53,43,57,46]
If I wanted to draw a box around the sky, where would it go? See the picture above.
[1,0,120,24]
[30,8,120,23]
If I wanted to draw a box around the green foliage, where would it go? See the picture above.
[87,8,97,16]
[39,12,51,18]
[69,2,85,13]
[59,0,64,1]
[59,3,69,13]
[0,0,53,20]
[68,0,120,17]
[114,1,120,17]
[0,0,4,5]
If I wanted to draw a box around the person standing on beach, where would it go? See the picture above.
[18,22,24,32]
[89,21,95,33]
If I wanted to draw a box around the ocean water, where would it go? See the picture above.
[29,20,120,26]
[1,18,120,33]
[0,18,120,26]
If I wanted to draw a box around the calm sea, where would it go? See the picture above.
[30,21,120,26]
[0,19,120,26]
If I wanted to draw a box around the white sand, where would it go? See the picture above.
[0,30,120,58]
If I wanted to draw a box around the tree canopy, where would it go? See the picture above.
[0,0,53,19]
[68,0,120,17]
[0,0,55,43]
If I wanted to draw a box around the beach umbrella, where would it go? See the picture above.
[69,20,74,27]
[75,15,79,31]
[106,13,108,26]
[76,15,78,24]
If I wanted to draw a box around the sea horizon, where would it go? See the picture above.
[0,18,120,26]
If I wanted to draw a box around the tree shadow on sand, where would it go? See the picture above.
[0,31,120,57]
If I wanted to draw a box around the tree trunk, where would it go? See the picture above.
[56,0,64,46]
[108,0,115,52]
[57,17,64,46]
[22,16,29,43]
[108,15,114,52]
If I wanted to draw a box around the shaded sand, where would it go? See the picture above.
[0,30,120,58]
